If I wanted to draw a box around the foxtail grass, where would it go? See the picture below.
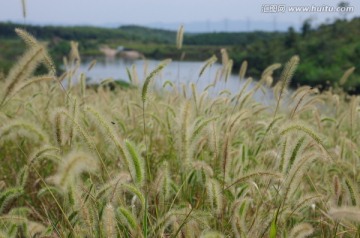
[176,25,184,50]
[1,29,360,237]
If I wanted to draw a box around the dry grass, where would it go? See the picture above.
[0,29,359,237]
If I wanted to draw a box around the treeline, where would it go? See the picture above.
[0,22,282,46]
[185,31,284,46]
[0,22,175,43]
[230,18,360,93]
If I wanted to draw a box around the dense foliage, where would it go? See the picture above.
[230,18,360,93]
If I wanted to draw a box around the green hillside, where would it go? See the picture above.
[231,18,360,93]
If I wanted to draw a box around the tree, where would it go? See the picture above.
[301,19,312,37]
[338,1,350,20]
[285,27,297,48]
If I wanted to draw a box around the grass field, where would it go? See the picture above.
[0,29,360,238]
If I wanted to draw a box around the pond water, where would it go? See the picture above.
[78,57,275,105]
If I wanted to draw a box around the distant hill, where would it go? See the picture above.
[104,19,298,33]
[146,17,301,33]
[0,22,281,46]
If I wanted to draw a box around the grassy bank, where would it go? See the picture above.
[0,28,360,237]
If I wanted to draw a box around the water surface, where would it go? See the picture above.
[78,57,275,105]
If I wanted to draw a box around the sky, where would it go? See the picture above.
[0,0,359,32]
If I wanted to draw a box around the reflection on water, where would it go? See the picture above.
[78,57,275,105]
